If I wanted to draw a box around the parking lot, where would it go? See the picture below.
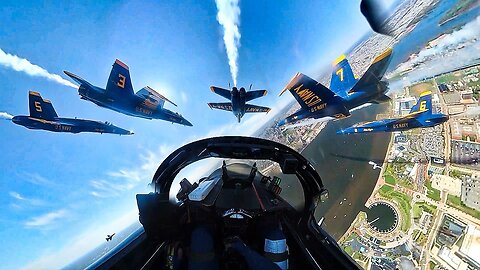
[451,140,480,168]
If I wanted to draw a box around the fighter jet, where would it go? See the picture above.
[10,91,133,135]
[277,48,393,127]
[208,85,271,123]
[90,137,359,269]
[337,91,449,134]
[64,59,192,126]
[106,233,115,241]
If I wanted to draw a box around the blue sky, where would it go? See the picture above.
[0,1,374,269]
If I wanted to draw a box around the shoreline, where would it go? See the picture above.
[338,132,394,242]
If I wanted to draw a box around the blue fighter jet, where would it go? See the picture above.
[337,91,449,134]
[277,48,393,127]
[11,91,133,135]
[64,59,192,126]
[208,85,271,123]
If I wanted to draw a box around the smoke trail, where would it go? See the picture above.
[215,0,241,86]
[0,112,13,120]
[0,48,78,89]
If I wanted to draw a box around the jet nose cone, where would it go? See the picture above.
[182,118,193,127]
[336,130,345,135]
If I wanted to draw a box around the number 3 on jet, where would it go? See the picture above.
[336,68,344,81]
[117,74,126,89]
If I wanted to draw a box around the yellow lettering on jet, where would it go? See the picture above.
[117,74,126,89]
[393,123,408,129]
[293,85,322,107]
[34,101,42,112]
[336,68,344,81]
[310,103,327,113]
[419,100,426,111]
[136,106,153,116]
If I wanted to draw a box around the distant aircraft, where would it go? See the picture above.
[106,233,115,242]
[64,59,192,126]
[208,85,271,122]
[11,91,133,135]
[336,91,449,134]
[277,48,393,127]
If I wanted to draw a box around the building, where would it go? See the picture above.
[396,96,416,116]
[439,83,450,93]
[394,133,407,144]
[450,122,478,141]
[460,90,475,104]
[459,225,480,269]
[461,173,480,209]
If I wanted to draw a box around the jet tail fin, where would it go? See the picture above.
[350,48,392,93]
[330,55,357,98]
[409,91,432,115]
[279,73,337,111]
[105,59,134,97]
[28,91,58,120]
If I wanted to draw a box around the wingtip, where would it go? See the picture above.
[29,90,41,96]
[420,91,432,97]
[280,72,302,96]
[209,86,215,92]
[332,54,346,66]
[114,59,129,70]
[372,48,393,64]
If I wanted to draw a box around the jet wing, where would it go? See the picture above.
[245,90,268,102]
[63,71,93,88]
[210,86,232,100]
[245,104,271,113]
[350,48,392,93]
[279,73,337,110]
[208,102,233,111]
[136,86,177,107]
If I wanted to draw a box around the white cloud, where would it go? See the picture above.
[9,191,25,200]
[180,91,188,104]
[22,172,55,186]
[89,145,173,198]
[9,191,46,207]
[24,209,67,228]
[0,48,78,89]
[21,208,139,270]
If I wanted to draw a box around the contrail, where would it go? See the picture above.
[215,0,241,86]
[0,48,78,89]
[0,112,13,120]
